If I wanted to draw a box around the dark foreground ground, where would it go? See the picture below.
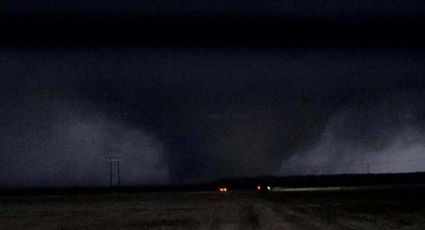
[1,187,425,229]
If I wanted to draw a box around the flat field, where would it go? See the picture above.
[1,188,425,229]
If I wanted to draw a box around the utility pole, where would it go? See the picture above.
[105,158,123,188]
[109,157,113,187]
[117,160,121,186]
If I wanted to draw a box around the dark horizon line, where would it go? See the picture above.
[3,171,425,195]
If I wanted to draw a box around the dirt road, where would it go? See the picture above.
[1,190,425,229]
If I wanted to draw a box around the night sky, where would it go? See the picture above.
[2,1,425,187]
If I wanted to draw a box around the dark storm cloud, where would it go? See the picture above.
[3,0,425,47]
[280,92,425,175]
[5,0,425,19]
[0,83,169,187]
[2,47,425,186]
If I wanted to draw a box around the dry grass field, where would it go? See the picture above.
[1,188,425,229]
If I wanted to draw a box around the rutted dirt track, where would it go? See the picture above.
[196,196,287,230]
[1,190,425,229]
[0,193,282,230]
